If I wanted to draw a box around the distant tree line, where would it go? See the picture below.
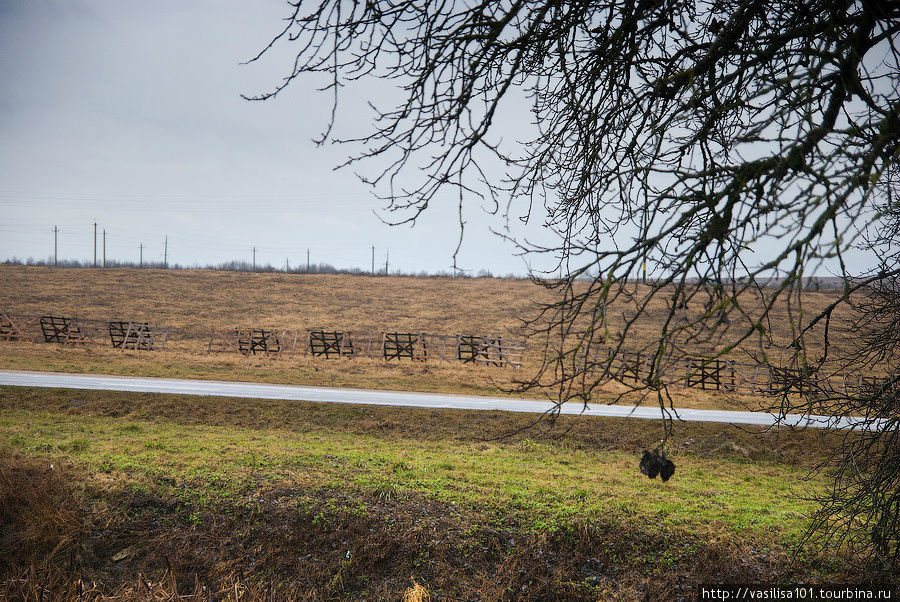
[0,257,514,280]
[0,257,859,291]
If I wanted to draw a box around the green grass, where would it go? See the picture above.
[0,406,819,541]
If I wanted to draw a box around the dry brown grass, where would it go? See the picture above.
[0,265,855,408]
[0,452,857,601]
[0,265,851,345]
[0,265,547,337]
[0,456,83,577]
[403,580,432,602]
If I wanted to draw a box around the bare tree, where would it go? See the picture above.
[247,0,900,566]
[805,283,900,571]
[794,184,900,571]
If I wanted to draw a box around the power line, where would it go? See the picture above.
[2,222,530,276]
[0,192,380,214]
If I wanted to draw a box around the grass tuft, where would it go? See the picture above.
[403,580,432,602]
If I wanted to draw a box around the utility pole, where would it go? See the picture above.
[285,257,289,272]
[641,207,648,285]
[385,249,389,275]
[371,245,375,275]
[307,249,310,272]
[252,246,256,271]
[164,236,168,269]
[53,225,58,266]
[93,222,97,267]
[139,243,144,268]
[102,229,106,267]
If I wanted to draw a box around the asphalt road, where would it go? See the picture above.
[0,369,868,429]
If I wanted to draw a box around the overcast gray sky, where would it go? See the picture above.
[0,0,543,274]
[0,0,881,279]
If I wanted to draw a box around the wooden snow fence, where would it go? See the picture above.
[306,330,354,358]
[381,332,426,361]
[609,350,650,384]
[8,307,890,395]
[378,332,526,368]
[0,312,24,341]
[580,347,835,396]
[685,359,737,391]
[39,316,95,344]
[237,329,295,356]
[456,334,525,368]
[108,321,169,351]
[207,328,298,356]
[767,366,818,396]
[836,373,883,396]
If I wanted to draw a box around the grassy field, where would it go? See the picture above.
[1,266,881,598]
[0,385,861,599]
[0,265,855,409]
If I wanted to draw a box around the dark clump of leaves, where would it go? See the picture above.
[640,449,676,482]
